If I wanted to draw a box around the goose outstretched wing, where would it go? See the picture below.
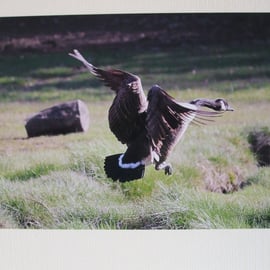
[69,50,148,144]
[146,86,221,164]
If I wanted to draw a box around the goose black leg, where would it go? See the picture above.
[155,162,173,175]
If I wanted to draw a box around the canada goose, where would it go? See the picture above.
[69,49,233,182]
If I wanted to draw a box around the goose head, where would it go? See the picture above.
[214,98,234,111]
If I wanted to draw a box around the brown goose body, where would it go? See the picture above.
[69,49,233,182]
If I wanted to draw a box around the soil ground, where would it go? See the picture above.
[0,14,270,54]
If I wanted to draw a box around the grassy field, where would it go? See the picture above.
[0,43,270,229]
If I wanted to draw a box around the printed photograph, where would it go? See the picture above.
[0,13,270,229]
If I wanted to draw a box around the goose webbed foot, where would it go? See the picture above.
[164,164,173,175]
[155,162,173,175]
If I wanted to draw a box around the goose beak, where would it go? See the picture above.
[226,106,234,111]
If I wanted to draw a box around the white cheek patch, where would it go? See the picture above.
[118,154,142,169]
[220,101,226,111]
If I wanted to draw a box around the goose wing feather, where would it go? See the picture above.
[146,87,221,163]
[69,49,148,144]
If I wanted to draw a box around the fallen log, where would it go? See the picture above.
[25,99,89,137]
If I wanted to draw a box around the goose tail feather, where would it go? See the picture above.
[104,154,145,182]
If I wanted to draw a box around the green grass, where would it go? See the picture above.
[0,43,270,229]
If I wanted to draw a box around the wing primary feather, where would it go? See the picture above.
[196,110,224,116]
[191,110,223,125]
[69,49,97,75]
[69,49,145,96]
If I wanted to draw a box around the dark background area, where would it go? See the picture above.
[0,13,270,53]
